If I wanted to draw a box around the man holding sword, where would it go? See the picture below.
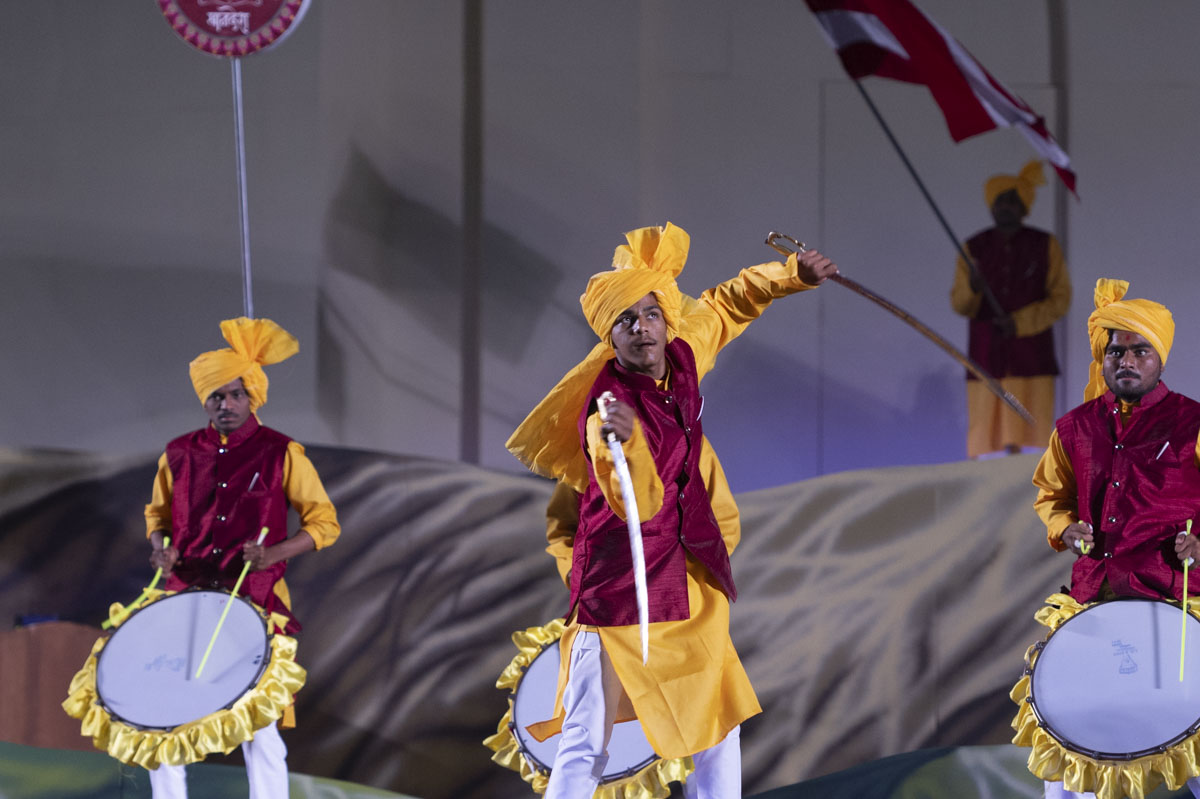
[507,222,837,798]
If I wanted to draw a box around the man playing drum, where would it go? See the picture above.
[506,223,837,798]
[1031,279,1200,798]
[144,317,340,798]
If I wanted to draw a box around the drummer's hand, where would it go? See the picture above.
[598,400,635,444]
[1061,522,1094,556]
[242,540,273,572]
[1176,531,1200,565]
[150,544,178,574]
[796,249,838,285]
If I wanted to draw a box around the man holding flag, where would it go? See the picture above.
[951,160,1071,458]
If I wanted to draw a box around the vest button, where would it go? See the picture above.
[217,515,226,522]
[219,482,228,489]
[212,547,222,555]
[218,447,227,454]
[1114,444,1124,450]
[1108,516,1117,524]
[1104,552,1113,559]
[1112,480,1120,487]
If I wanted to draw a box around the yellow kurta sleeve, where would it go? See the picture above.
[682,254,819,379]
[545,480,579,586]
[585,413,663,523]
[1011,235,1071,337]
[1032,429,1077,551]
[282,441,340,549]
[144,453,174,538]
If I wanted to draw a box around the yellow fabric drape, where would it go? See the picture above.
[1084,278,1175,402]
[188,317,299,410]
[507,249,811,493]
[984,159,1046,212]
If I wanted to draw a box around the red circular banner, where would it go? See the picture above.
[157,0,311,58]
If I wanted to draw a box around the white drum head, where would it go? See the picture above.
[512,640,657,783]
[1031,599,1200,759]
[96,590,270,730]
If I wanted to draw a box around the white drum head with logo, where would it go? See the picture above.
[1030,598,1200,759]
[96,590,270,730]
[512,640,657,783]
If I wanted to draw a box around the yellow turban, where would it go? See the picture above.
[509,223,692,489]
[1083,278,1174,401]
[984,160,1046,214]
[188,317,299,410]
[580,223,687,343]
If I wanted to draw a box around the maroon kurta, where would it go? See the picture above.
[1057,381,1200,603]
[570,338,733,627]
[965,226,1060,379]
[163,415,299,632]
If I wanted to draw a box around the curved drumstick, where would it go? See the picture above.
[104,535,171,630]
[195,526,268,679]
[598,392,650,665]
[765,232,1035,426]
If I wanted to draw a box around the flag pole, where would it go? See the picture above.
[851,80,1006,322]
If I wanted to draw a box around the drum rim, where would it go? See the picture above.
[485,617,693,796]
[1028,596,1200,761]
[95,587,272,731]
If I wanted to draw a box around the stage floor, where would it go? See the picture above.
[8,741,1197,799]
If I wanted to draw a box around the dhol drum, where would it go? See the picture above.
[64,589,305,769]
[1013,595,1200,798]
[485,619,692,796]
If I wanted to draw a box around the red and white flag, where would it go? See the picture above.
[806,0,1076,194]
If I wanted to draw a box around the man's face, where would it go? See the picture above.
[990,188,1027,229]
[1103,330,1163,403]
[611,293,667,379]
[204,378,253,435]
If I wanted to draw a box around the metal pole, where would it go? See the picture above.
[231,57,254,319]
[852,80,1005,321]
[459,0,483,464]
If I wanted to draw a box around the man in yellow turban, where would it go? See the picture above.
[143,317,340,799]
[1025,280,1200,798]
[507,223,837,798]
[950,159,1071,458]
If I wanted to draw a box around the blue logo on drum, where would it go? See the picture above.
[145,654,186,672]
[1112,640,1138,674]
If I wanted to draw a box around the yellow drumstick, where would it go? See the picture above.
[103,535,171,630]
[1182,520,1193,683]
[195,527,268,679]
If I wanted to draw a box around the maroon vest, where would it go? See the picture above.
[964,226,1060,379]
[1057,382,1200,603]
[571,339,735,627]
[163,415,299,632]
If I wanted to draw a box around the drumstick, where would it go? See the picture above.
[195,527,268,679]
[103,535,171,630]
[1182,520,1193,682]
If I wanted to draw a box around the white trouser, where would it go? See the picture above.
[1045,777,1200,798]
[148,721,288,799]
[544,630,741,799]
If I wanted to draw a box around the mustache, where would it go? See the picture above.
[1115,369,1139,380]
